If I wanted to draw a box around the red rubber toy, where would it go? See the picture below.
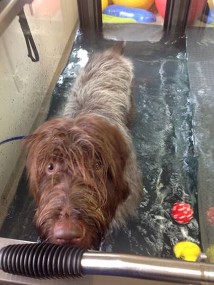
[171,202,193,224]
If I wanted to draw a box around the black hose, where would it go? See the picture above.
[0,243,86,279]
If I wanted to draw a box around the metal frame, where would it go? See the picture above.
[77,0,102,34]
[163,0,191,37]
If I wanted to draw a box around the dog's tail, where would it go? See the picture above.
[110,41,126,55]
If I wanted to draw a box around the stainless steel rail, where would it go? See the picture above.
[82,251,214,284]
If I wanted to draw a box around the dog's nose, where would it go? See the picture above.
[53,222,84,245]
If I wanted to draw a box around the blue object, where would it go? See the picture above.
[104,4,156,23]
[207,8,214,24]
[0,135,28,146]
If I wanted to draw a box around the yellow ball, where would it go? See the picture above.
[102,0,109,11]
[112,0,154,9]
[173,241,201,262]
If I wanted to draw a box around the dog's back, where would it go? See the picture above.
[64,42,133,127]
[63,42,141,230]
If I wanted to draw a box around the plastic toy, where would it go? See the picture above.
[173,241,201,262]
[155,0,207,24]
[102,14,137,23]
[154,0,165,19]
[204,8,214,24]
[102,0,109,11]
[104,5,156,23]
[171,202,193,224]
[207,207,214,224]
[112,0,154,10]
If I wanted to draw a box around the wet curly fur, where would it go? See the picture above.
[24,43,141,249]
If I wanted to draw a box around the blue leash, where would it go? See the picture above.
[0,136,28,146]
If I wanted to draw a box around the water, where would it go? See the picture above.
[100,38,199,256]
[0,31,200,258]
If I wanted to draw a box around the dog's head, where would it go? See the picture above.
[24,115,130,248]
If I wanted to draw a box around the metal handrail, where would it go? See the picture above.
[82,251,214,284]
[0,238,214,284]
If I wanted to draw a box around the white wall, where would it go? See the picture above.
[0,0,78,225]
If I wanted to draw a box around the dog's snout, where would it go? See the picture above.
[54,227,80,239]
[53,221,84,246]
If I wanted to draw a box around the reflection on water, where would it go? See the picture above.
[186,28,214,256]
[84,37,199,256]
[0,32,200,258]
[101,41,200,256]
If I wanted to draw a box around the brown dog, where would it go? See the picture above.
[24,43,141,249]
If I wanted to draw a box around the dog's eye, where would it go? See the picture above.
[45,161,62,175]
[46,162,57,175]
[48,163,54,171]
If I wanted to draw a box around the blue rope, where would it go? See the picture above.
[0,136,28,146]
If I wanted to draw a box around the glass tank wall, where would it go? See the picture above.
[1,0,214,284]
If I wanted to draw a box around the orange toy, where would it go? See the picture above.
[102,0,109,11]
[112,0,154,10]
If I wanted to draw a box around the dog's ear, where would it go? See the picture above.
[22,118,70,198]
[21,133,40,201]
[22,133,37,151]
[22,116,71,157]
